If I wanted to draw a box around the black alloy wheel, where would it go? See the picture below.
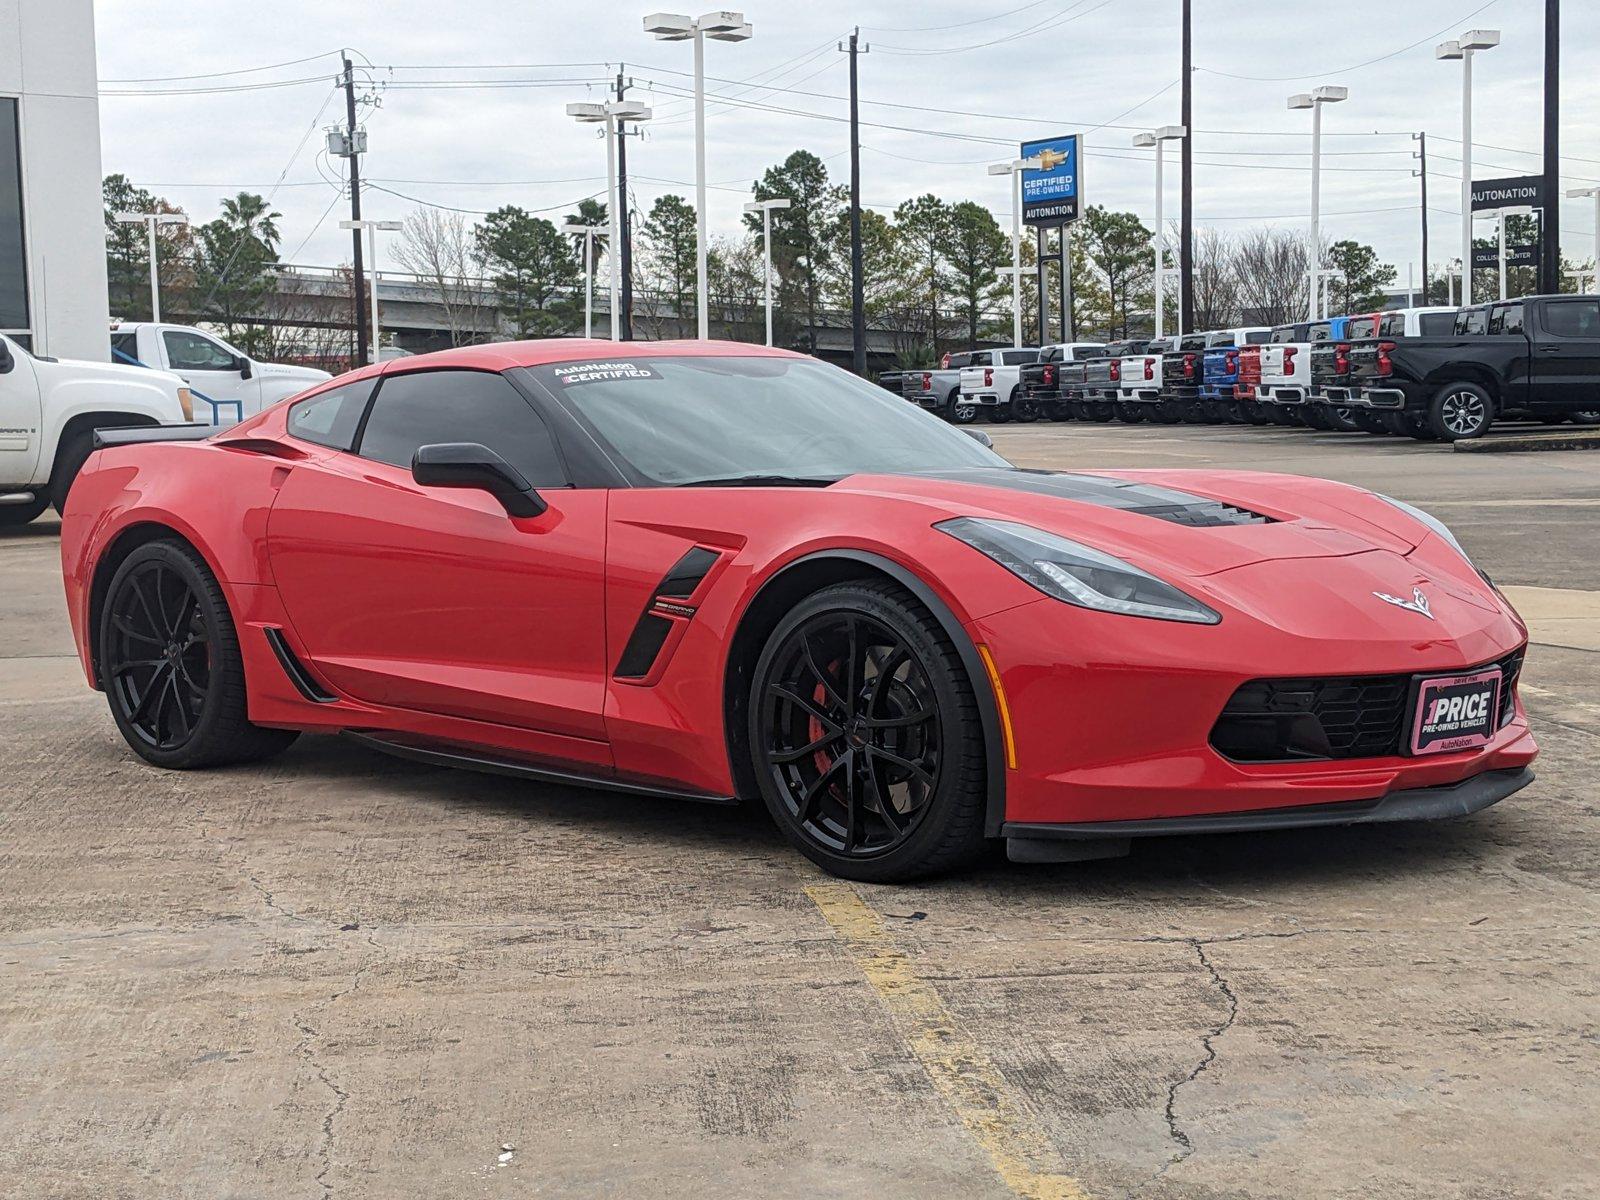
[1566,410,1600,427]
[100,541,298,769]
[1011,388,1038,423]
[749,582,986,880]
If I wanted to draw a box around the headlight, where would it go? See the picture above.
[937,517,1221,625]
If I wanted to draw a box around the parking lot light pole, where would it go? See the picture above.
[645,12,753,341]
[988,156,1043,348]
[113,212,189,323]
[1438,30,1500,307]
[1567,187,1600,290]
[565,221,607,338]
[1132,126,1186,338]
[568,100,653,341]
[743,197,791,346]
[1289,86,1347,322]
[339,219,403,360]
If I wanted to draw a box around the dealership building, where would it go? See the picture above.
[1,0,110,361]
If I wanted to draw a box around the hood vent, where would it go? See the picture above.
[1136,498,1275,528]
[905,468,1277,527]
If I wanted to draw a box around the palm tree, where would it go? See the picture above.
[564,198,608,279]
[219,192,282,254]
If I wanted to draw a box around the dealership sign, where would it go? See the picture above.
[1021,134,1081,226]
[1470,175,1546,212]
[1472,245,1539,269]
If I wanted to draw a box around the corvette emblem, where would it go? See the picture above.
[1373,586,1433,620]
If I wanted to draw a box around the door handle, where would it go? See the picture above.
[1535,345,1559,353]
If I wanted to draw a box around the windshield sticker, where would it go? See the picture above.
[554,361,661,386]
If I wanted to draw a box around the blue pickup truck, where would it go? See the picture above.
[1197,327,1271,421]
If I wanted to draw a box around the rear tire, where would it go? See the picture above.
[49,431,96,515]
[99,540,299,770]
[0,496,50,527]
[1010,387,1037,423]
[1428,382,1495,441]
[747,581,988,882]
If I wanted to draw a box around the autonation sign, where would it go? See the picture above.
[1470,174,1547,212]
[1021,134,1081,226]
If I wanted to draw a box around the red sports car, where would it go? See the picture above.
[60,340,1536,880]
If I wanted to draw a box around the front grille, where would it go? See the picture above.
[1211,648,1524,763]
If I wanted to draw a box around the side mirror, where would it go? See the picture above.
[411,442,547,518]
[236,356,253,379]
[0,339,12,374]
[962,427,994,448]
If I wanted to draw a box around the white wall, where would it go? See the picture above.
[0,0,109,361]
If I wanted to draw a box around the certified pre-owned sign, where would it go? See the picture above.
[1470,174,1546,212]
[1021,134,1081,227]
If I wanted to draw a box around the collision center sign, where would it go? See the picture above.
[1021,134,1081,226]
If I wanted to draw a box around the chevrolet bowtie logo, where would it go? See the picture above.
[1374,586,1433,619]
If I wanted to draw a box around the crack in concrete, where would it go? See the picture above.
[244,873,312,924]
[1155,939,1240,1182]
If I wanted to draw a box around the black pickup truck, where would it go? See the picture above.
[1347,294,1600,439]
[1081,339,1149,423]
[1018,343,1107,422]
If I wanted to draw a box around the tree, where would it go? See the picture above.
[1190,225,1241,331]
[1234,227,1309,327]
[1325,238,1395,314]
[564,197,609,282]
[473,206,579,337]
[190,192,283,348]
[893,195,952,356]
[1077,205,1153,339]
[391,207,486,347]
[825,208,922,359]
[103,175,192,322]
[637,194,697,335]
[707,234,764,343]
[944,201,1009,348]
[748,150,845,352]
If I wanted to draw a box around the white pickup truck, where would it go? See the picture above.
[1255,321,1315,407]
[110,322,331,426]
[0,334,193,524]
[958,347,1040,421]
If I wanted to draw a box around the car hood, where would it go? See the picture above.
[836,467,1422,578]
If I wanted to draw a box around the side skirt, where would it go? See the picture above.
[343,730,739,806]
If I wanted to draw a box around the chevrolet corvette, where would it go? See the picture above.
[60,340,1536,880]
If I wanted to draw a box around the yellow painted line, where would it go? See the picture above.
[805,883,1091,1200]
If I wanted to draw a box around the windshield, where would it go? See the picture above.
[525,355,1009,486]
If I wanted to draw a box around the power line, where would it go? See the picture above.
[99,50,344,84]
[872,0,1117,56]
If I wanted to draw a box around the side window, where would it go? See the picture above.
[1541,299,1600,339]
[1488,304,1524,335]
[1418,313,1456,335]
[1379,314,1403,337]
[163,330,237,371]
[1245,331,1269,344]
[969,351,991,366]
[110,332,140,363]
[286,379,376,451]
[356,369,567,487]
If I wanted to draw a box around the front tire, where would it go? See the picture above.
[747,581,988,882]
[100,540,299,769]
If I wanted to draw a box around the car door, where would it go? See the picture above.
[1530,297,1600,410]
[265,367,611,757]
[0,336,41,487]
[160,328,261,420]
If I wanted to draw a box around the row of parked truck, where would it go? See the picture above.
[881,293,1600,441]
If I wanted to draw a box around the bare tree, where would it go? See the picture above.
[392,208,485,347]
[1190,226,1241,330]
[1234,228,1310,327]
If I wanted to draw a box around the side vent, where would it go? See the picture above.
[614,546,722,680]
[263,627,338,702]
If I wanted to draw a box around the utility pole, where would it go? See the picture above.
[1035,227,1050,345]
[616,67,635,340]
[340,56,368,367]
[1414,132,1429,301]
[1060,226,1074,342]
[1540,0,1560,294]
[842,28,867,374]
[1179,0,1193,332]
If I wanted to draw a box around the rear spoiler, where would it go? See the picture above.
[93,423,215,450]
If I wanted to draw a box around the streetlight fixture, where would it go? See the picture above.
[1437,29,1500,306]
[1132,125,1186,337]
[1289,85,1347,321]
[743,197,791,347]
[565,221,608,338]
[987,155,1044,348]
[1567,187,1600,292]
[568,99,653,341]
[340,219,404,360]
[113,211,189,323]
[645,10,753,341]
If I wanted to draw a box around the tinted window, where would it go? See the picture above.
[968,351,992,366]
[110,332,140,363]
[1074,346,1105,360]
[1541,299,1600,339]
[164,330,237,371]
[1454,308,1488,335]
[1205,333,1234,347]
[1307,322,1334,342]
[286,379,376,451]
[0,99,26,331]
[1418,312,1456,335]
[1345,317,1377,339]
[1002,350,1037,365]
[358,369,566,486]
[527,356,1004,486]
[1244,330,1269,344]
[1488,304,1524,335]
[946,353,972,369]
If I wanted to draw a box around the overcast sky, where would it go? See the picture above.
[96,0,1600,285]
